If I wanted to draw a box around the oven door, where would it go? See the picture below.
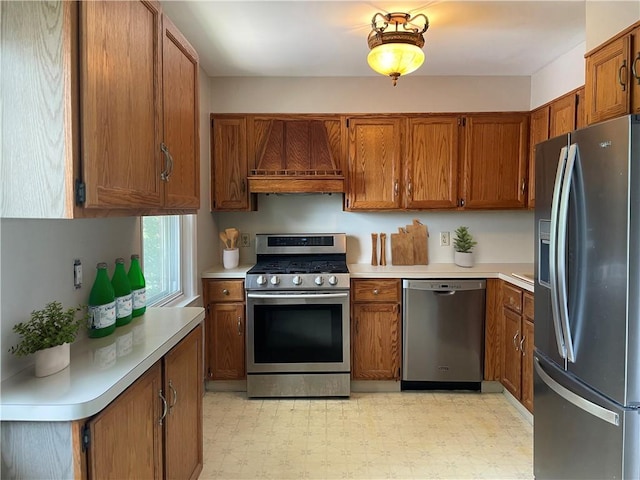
[246,291,350,374]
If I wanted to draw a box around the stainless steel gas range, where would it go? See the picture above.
[245,233,350,398]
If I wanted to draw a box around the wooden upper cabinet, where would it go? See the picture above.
[632,27,640,115]
[461,113,529,209]
[80,0,163,209]
[550,93,577,137]
[346,117,402,210]
[162,15,200,209]
[211,116,251,211]
[528,106,550,208]
[585,34,631,125]
[405,116,459,209]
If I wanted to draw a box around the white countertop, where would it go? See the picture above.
[0,307,204,422]
[349,263,535,292]
[202,264,252,278]
[202,263,535,292]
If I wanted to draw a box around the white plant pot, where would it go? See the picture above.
[454,251,474,268]
[223,248,240,269]
[35,342,70,377]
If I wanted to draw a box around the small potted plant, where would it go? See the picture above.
[9,301,87,377]
[453,226,477,268]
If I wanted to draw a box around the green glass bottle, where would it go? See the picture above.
[112,258,133,327]
[88,262,117,338]
[128,254,146,317]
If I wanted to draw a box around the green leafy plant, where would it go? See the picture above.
[453,226,477,253]
[8,302,88,356]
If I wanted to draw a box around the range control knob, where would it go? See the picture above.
[315,276,324,286]
[257,275,267,286]
[328,275,338,286]
[270,275,280,286]
[292,275,303,286]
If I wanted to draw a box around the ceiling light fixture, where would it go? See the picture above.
[367,12,429,86]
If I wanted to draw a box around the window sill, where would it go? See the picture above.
[153,294,201,308]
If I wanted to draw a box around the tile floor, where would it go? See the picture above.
[201,391,533,480]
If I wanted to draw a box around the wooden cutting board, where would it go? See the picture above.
[391,232,414,265]
[406,220,428,265]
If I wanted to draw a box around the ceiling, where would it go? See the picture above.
[161,1,586,78]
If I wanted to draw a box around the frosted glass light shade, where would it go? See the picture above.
[367,43,425,78]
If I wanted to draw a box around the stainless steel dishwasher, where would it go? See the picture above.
[402,279,486,390]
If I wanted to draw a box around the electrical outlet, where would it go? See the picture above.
[440,231,450,247]
[240,233,250,248]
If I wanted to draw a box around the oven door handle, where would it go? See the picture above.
[246,292,349,299]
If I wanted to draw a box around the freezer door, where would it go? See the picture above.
[534,354,640,480]
[566,116,635,405]
[535,134,570,368]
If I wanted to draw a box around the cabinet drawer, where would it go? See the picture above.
[523,292,534,321]
[204,279,244,302]
[352,279,401,302]
[502,283,523,313]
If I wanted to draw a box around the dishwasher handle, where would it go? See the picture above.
[433,290,456,296]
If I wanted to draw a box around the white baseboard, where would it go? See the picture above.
[502,388,534,425]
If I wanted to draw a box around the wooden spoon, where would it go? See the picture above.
[227,229,239,249]
[219,232,230,249]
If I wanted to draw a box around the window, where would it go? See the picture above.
[142,215,197,306]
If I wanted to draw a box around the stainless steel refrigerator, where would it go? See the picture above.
[534,114,640,479]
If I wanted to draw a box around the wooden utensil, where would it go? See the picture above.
[219,232,230,249]
[226,229,239,249]
[371,233,378,266]
[406,219,428,265]
[379,233,387,266]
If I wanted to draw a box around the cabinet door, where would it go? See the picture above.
[206,303,245,379]
[346,118,402,210]
[351,303,400,380]
[550,92,577,137]
[501,308,522,399]
[405,117,459,209]
[528,106,550,208]
[164,326,203,480]
[461,114,528,209]
[87,362,163,479]
[211,117,250,211]
[80,0,163,209]
[521,318,534,413]
[162,16,199,209]
[632,28,640,114]
[585,35,631,125]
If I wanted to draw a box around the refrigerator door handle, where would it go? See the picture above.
[556,143,577,363]
[534,357,620,426]
[549,145,569,359]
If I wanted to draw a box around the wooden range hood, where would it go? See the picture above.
[248,117,345,193]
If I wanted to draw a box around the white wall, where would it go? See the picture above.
[208,75,534,268]
[0,217,140,380]
[586,1,640,51]
[214,194,534,266]
[530,42,586,109]
[210,75,532,113]
[194,66,218,291]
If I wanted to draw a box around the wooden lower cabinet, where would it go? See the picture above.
[87,362,163,479]
[351,279,401,380]
[86,325,203,479]
[500,282,534,413]
[203,279,246,380]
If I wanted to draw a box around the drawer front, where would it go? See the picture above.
[204,279,245,303]
[523,292,534,321]
[502,283,523,313]
[352,279,400,303]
